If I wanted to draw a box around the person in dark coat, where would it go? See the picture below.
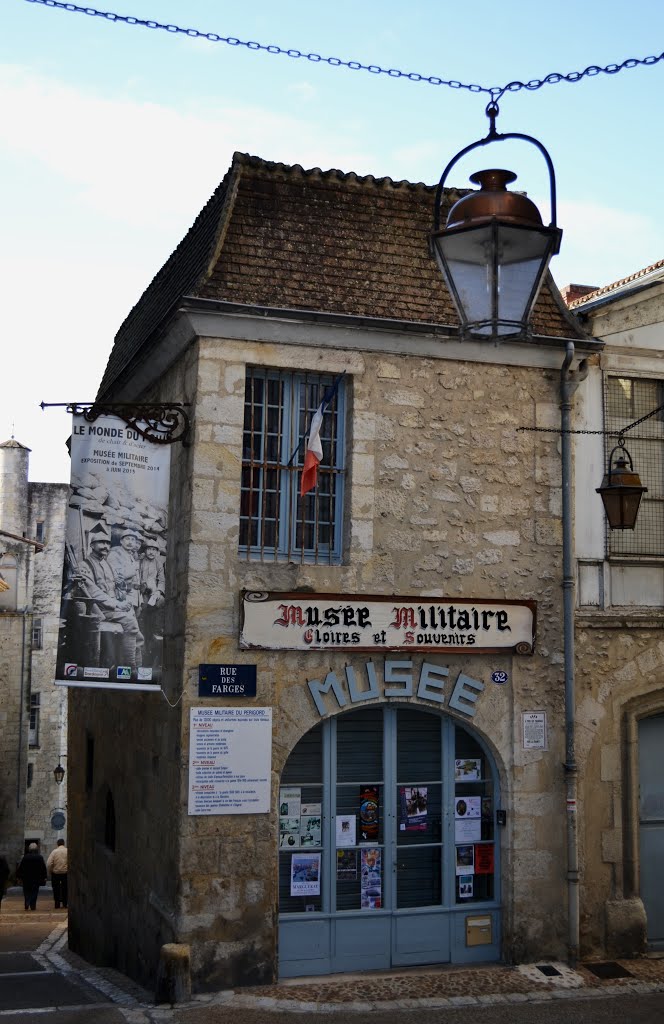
[16,843,47,911]
[0,855,9,911]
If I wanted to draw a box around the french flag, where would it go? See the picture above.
[300,376,342,497]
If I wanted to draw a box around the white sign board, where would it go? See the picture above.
[522,711,548,750]
[241,592,535,654]
[188,707,272,815]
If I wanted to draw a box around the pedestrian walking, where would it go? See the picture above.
[46,839,68,909]
[16,843,47,911]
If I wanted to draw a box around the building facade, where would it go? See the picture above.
[66,153,618,991]
[0,438,68,867]
[570,262,664,956]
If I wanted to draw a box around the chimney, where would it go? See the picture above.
[560,283,599,306]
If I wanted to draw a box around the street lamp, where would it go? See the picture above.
[53,763,65,785]
[596,443,648,530]
[430,102,562,340]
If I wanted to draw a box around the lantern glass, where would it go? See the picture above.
[432,220,559,338]
[599,488,645,531]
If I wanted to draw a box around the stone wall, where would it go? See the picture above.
[0,612,30,867]
[576,615,664,957]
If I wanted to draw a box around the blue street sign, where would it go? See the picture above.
[198,664,257,697]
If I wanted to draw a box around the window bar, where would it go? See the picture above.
[245,369,258,562]
[259,367,270,562]
[276,372,285,563]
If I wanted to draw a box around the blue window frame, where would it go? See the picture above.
[240,368,346,563]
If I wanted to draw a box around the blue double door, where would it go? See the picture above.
[278,705,501,977]
[639,714,664,951]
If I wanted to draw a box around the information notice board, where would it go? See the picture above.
[188,707,272,815]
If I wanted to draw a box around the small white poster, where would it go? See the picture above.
[522,711,548,750]
[454,758,482,781]
[336,815,356,847]
[290,852,321,896]
[455,796,481,819]
[188,707,272,815]
[458,874,474,898]
[279,787,302,817]
[300,812,322,847]
[455,816,482,843]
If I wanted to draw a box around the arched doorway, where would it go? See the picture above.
[278,705,501,977]
[639,713,664,950]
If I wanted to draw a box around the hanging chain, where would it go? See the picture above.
[22,1,664,100]
[519,403,664,441]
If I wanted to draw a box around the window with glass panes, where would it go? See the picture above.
[605,376,664,556]
[29,693,40,747]
[240,368,345,562]
[32,616,43,650]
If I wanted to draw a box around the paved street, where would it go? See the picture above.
[1,888,663,1023]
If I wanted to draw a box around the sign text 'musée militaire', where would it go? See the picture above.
[240,592,536,655]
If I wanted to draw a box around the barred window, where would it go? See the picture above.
[32,616,43,650]
[240,368,346,563]
[35,521,45,543]
[29,693,40,747]
[605,376,664,556]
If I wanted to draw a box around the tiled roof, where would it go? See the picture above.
[98,153,584,397]
[568,257,664,309]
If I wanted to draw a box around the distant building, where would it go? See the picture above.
[0,438,68,866]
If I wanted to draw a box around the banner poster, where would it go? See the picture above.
[399,786,428,832]
[359,786,379,842]
[336,849,358,880]
[300,808,322,847]
[55,413,170,691]
[458,874,474,898]
[360,848,382,909]
[475,843,495,875]
[290,852,321,896]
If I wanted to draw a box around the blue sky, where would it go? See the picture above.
[3,0,664,481]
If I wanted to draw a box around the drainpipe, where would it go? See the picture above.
[560,342,588,967]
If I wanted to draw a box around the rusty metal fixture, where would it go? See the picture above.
[596,443,648,530]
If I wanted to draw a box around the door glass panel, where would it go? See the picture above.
[279,724,323,914]
[396,708,442,908]
[336,707,383,781]
[455,725,495,903]
[397,846,443,908]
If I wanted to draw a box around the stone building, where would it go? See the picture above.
[569,261,664,956]
[0,438,68,867]
[66,152,611,991]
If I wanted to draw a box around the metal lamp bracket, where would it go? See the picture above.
[41,401,191,446]
[432,100,558,234]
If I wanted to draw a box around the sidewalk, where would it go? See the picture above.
[1,887,664,1020]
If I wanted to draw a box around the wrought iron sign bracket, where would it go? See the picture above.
[41,401,191,446]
